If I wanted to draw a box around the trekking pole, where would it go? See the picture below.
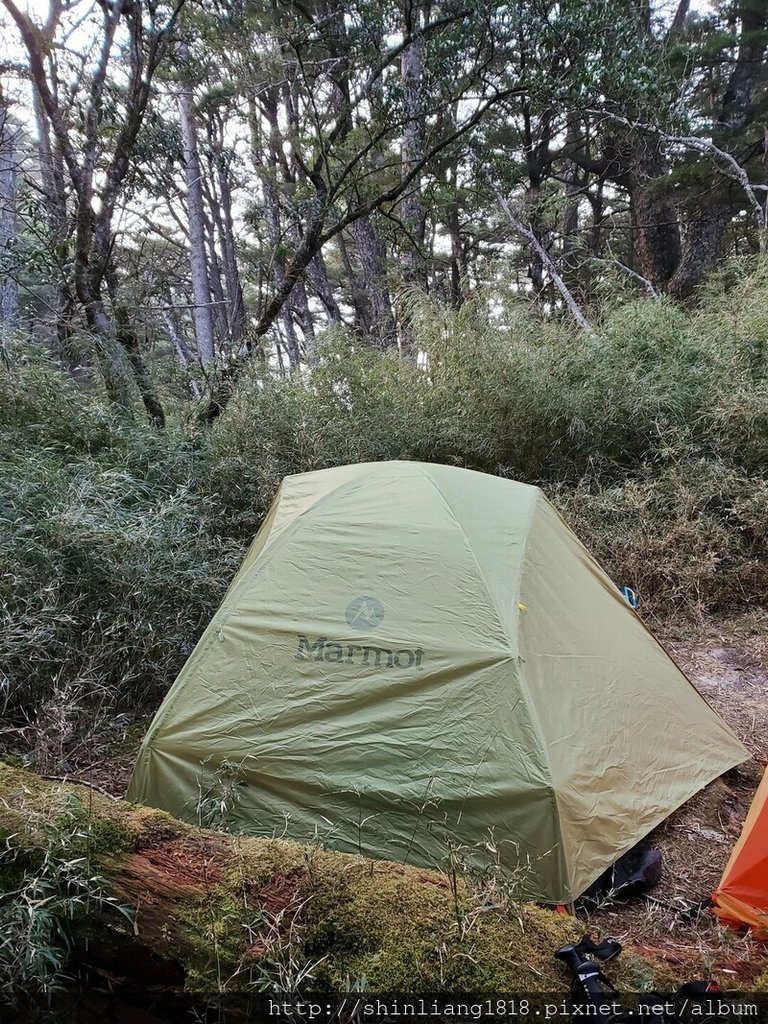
[554,943,619,1012]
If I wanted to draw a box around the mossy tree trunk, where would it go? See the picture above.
[0,764,672,1019]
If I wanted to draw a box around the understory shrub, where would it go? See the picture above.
[1,260,767,719]
[0,368,239,716]
[553,461,768,616]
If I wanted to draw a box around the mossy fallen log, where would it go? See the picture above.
[0,763,672,1018]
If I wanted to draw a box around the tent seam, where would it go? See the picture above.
[424,471,568,898]
[134,469,377,754]
[421,471,514,649]
[514,491,569,899]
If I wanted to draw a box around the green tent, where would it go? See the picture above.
[128,461,748,902]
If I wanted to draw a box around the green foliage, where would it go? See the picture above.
[0,794,132,1002]
[0,364,240,715]
[2,764,682,998]
[2,265,768,722]
[554,462,768,614]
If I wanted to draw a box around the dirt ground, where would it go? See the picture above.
[584,614,768,986]
[5,613,768,988]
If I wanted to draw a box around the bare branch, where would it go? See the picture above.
[1,0,84,194]
[591,257,660,298]
[590,110,768,242]
[469,150,593,332]
[309,7,471,184]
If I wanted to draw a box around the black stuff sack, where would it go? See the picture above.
[577,844,662,908]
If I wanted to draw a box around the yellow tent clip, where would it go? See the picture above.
[518,603,527,612]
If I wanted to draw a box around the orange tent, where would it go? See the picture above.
[712,767,768,938]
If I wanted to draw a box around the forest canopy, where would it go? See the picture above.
[1,1,768,1013]
[0,0,766,411]
[0,0,767,717]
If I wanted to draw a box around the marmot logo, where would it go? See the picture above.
[296,635,424,670]
[345,596,385,631]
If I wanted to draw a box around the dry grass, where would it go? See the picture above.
[34,616,767,988]
[3,263,768,997]
[584,618,768,987]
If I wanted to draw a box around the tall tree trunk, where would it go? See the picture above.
[447,198,467,308]
[291,279,316,355]
[306,251,343,325]
[587,184,605,257]
[316,0,397,346]
[475,151,592,331]
[337,230,368,329]
[526,188,547,301]
[79,293,135,414]
[441,138,467,307]
[263,181,302,368]
[625,138,682,289]
[203,205,229,346]
[5,0,184,403]
[351,215,397,348]
[209,115,246,350]
[562,171,581,274]
[669,0,768,299]
[177,55,216,364]
[0,89,19,329]
[279,309,302,367]
[162,287,196,367]
[106,265,165,427]
[400,2,428,288]
[28,4,78,356]
[668,206,736,300]
[520,101,555,306]
[32,86,77,361]
[249,92,304,368]
[561,120,583,287]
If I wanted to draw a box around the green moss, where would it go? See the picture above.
[224,835,310,892]
[0,765,682,997]
[297,854,582,991]
[128,805,196,848]
[54,795,137,856]
[171,885,248,994]
[153,843,587,994]
[0,755,24,768]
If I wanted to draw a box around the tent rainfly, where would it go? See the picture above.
[712,767,768,937]
[127,461,749,903]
